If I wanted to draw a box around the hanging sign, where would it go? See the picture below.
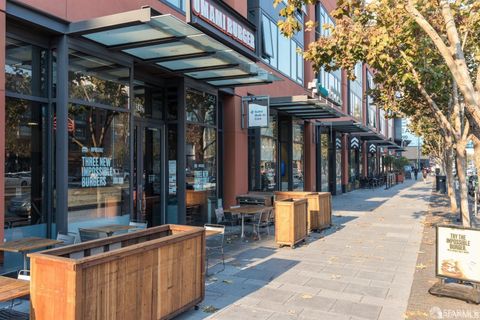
[350,137,360,150]
[436,225,480,283]
[187,0,256,58]
[241,96,269,128]
[369,144,377,153]
[248,104,268,127]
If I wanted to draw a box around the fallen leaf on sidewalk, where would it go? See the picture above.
[202,305,219,313]
[331,274,342,280]
[415,263,427,270]
[417,251,425,254]
[345,245,352,248]
[404,310,429,319]
[301,294,313,299]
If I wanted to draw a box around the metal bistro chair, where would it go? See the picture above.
[55,232,77,247]
[246,209,271,240]
[215,208,236,229]
[204,224,225,275]
[78,228,106,242]
[128,221,148,232]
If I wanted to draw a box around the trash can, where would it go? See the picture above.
[437,175,447,194]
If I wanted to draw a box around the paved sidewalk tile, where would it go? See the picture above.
[179,180,431,320]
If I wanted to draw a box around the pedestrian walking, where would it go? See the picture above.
[422,168,428,183]
[413,167,418,180]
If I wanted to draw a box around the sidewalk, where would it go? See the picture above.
[179,179,431,320]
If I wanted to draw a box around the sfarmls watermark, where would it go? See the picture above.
[430,306,480,319]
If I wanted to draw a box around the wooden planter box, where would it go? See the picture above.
[28,225,205,320]
[275,192,332,232]
[274,198,308,248]
[396,173,405,183]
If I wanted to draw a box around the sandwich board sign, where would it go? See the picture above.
[436,225,480,283]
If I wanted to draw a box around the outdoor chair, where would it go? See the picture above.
[246,209,270,240]
[215,208,236,228]
[55,232,77,247]
[17,270,30,281]
[204,224,225,275]
[128,221,148,232]
[78,228,106,242]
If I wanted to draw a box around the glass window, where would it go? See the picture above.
[350,91,362,120]
[185,89,217,225]
[69,50,130,109]
[5,38,48,97]
[164,0,185,11]
[133,84,163,119]
[260,114,278,191]
[278,34,291,76]
[262,16,274,59]
[67,105,130,228]
[4,98,47,244]
[336,136,342,194]
[366,71,376,127]
[379,110,386,135]
[261,13,303,84]
[186,89,216,125]
[320,133,329,192]
[292,120,304,191]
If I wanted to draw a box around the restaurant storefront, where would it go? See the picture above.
[0,3,278,272]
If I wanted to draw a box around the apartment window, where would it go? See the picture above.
[163,0,186,11]
[379,110,386,135]
[261,13,304,84]
[366,71,376,128]
[349,62,363,121]
[316,5,341,105]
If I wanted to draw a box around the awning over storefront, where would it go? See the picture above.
[68,7,279,87]
[317,119,370,133]
[351,132,385,141]
[269,95,344,120]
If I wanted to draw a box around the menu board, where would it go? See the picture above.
[437,225,480,283]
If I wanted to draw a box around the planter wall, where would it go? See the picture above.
[274,198,308,248]
[29,225,205,320]
[275,192,332,232]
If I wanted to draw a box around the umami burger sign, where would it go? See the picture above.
[188,0,256,55]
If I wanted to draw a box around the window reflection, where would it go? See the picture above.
[67,105,130,225]
[320,133,329,192]
[292,120,304,191]
[4,98,46,228]
[186,89,216,125]
[69,50,130,108]
[185,89,217,225]
[5,38,47,97]
[260,115,277,191]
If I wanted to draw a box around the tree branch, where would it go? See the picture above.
[399,50,455,135]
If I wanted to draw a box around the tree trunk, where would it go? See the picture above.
[455,142,471,227]
[445,147,458,213]
[472,135,480,176]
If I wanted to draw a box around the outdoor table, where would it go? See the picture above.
[0,237,62,270]
[81,224,136,237]
[227,205,271,240]
[0,276,30,302]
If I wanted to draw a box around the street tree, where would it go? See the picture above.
[275,0,477,225]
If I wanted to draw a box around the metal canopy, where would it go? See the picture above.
[68,7,279,88]
[351,132,385,141]
[270,95,344,120]
[317,120,370,133]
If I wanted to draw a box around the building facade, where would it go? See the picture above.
[0,0,402,273]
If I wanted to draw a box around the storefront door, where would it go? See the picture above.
[133,121,164,226]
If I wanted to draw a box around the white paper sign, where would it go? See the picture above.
[248,103,268,128]
[437,225,480,283]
